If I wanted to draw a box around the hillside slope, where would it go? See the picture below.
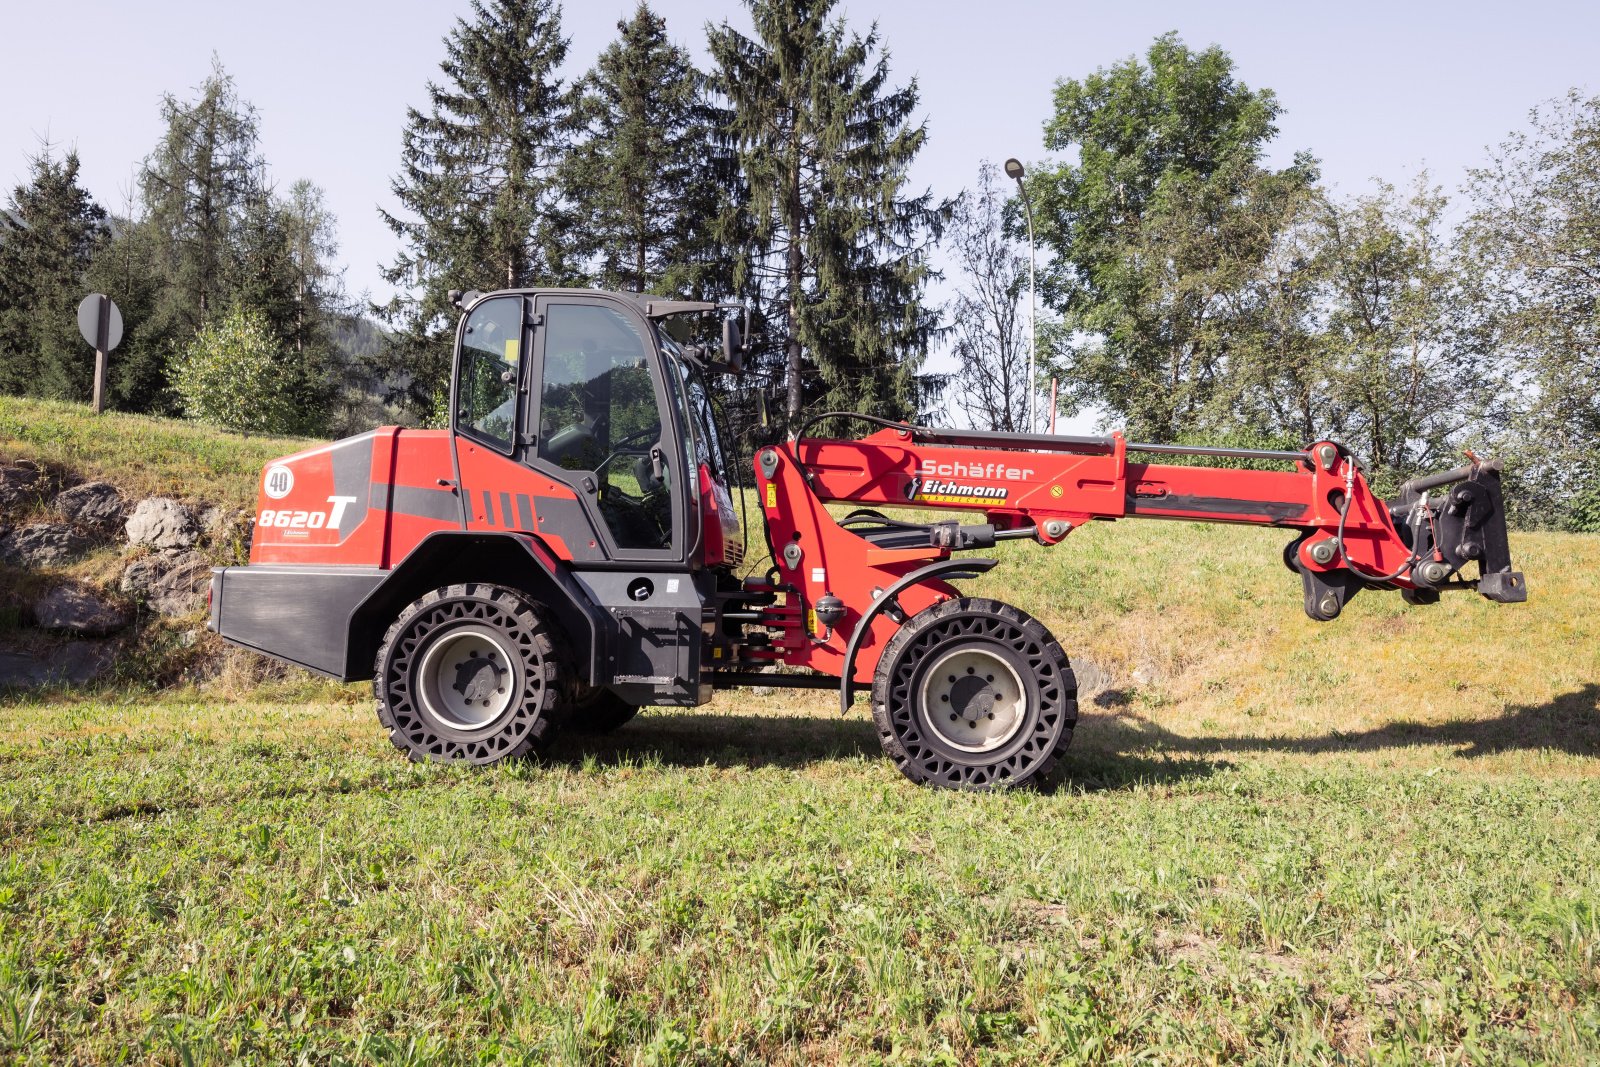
[5,393,1595,729]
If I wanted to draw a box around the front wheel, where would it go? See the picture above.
[870,598,1077,790]
[374,583,565,764]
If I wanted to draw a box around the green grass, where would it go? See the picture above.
[0,396,315,508]
[2,398,1598,1061]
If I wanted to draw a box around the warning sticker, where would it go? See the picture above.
[765,483,777,508]
[503,339,520,363]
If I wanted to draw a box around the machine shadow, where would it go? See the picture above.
[542,707,1225,789]
[1092,683,1600,760]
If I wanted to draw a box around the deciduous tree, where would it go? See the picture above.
[945,162,1032,432]
[1460,91,1600,529]
[1030,33,1316,442]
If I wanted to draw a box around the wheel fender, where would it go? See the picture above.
[838,557,999,715]
[345,531,602,683]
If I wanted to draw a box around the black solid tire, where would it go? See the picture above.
[561,686,641,733]
[870,597,1077,790]
[374,583,565,765]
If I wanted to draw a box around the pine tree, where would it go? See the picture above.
[379,0,576,420]
[226,180,342,434]
[0,145,109,401]
[708,0,948,424]
[564,4,736,299]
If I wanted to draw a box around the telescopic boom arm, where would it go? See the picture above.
[744,418,1525,695]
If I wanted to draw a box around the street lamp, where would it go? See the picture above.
[1004,158,1038,434]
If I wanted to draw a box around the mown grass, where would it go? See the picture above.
[3,513,1598,1063]
[0,396,314,508]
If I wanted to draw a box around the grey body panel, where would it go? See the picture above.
[573,568,714,707]
[210,566,386,678]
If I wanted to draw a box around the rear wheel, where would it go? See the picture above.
[562,685,641,733]
[375,583,564,764]
[870,597,1077,790]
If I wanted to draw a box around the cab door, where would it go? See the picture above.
[526,295,689,564]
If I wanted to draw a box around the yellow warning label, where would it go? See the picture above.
[807,608,818,635]
[503,339,520,363]
[913,493,1005,507]
[765,483,777,508]
[1050,484,1064,498]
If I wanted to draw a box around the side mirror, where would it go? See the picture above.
[721,316,745,373]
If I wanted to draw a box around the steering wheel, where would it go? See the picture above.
[596,426,660,477]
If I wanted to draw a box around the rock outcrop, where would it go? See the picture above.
[32,584,131,636]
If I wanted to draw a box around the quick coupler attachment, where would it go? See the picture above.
[1389,459,1527,605]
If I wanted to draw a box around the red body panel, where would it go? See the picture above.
[454,440,598,557]
[251,428,461,568]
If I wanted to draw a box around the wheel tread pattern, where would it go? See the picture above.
[374,583,565,765]
[869,597,1078,790]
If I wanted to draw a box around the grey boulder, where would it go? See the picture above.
[122,550,212,616]
[126,498,200,551]
[32,584,131,636]
[55,481,125,529]
[0,461,47,507]
[0,523,93,567]
[0,642,116,687]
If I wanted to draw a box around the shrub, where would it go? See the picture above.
[172,307,303,435]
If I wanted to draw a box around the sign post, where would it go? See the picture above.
[76,294,123,414]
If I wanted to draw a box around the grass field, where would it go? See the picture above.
[3,398,1598,1061]
[4,513,1598,1063]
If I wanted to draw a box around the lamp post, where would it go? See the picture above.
[1004,157,1038,433]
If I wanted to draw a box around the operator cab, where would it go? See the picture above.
[450,289,746,569]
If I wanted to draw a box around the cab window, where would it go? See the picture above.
[456,297,523,450]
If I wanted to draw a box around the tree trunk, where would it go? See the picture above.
[785,153,803,422]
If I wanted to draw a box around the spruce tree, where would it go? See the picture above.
[708,0,948,424]
[0,145,109,401]
[564,3,736,298]
[379,0,575,420]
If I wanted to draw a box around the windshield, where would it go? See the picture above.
[660,335,730,480]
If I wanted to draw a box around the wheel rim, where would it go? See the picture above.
[416,625,519,731]
[917,646,1028,753]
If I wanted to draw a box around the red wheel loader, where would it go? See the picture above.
[209,288,1527,789]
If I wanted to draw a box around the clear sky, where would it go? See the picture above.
[3,0,1596,419]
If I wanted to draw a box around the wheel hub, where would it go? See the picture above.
[918,646,1027,753]
[417,626,518,731]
